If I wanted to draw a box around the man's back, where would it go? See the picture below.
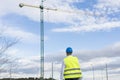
[64,55,80,68]
[63,55,82,79]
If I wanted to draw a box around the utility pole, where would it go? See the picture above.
[106,64,108,80]
[91,64,95,80]
[101,69,103,80]
[9,62,12,80]
[52,62,53,80]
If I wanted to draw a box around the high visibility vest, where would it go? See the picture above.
[63,55,82,79]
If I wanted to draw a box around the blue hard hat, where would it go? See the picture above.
[66,47,73,53]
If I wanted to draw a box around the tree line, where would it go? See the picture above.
[0,77,56,80]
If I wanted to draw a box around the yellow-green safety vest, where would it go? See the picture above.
[64,55,82,79]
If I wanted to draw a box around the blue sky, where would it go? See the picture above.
[0,0,120,80]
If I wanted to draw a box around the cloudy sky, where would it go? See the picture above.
[0,0,120,80]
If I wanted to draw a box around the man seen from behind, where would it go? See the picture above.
[60,47,82,80]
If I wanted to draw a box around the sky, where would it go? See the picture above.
[0,0,120,80]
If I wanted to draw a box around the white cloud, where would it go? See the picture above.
[110,68,120,73]
[18,57,39,69]
[0,25,40,44]
[94,0,120,16]
[52,21,120,32]
[0,19,48,43]
[0,0,40,21]
[5,27,39,43]
[111,42,120,50]
[96,0,120,8]
[63,0,84,3]
[0,20,49,44]
[6,48,19,55]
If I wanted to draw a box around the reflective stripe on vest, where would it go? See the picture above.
[64,56,82,79]
[64,72,82,76]
[64,68,80,72]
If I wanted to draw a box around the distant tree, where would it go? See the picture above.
[0,31,19,77]
[44,77,56,80]
[0,37,18,67]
